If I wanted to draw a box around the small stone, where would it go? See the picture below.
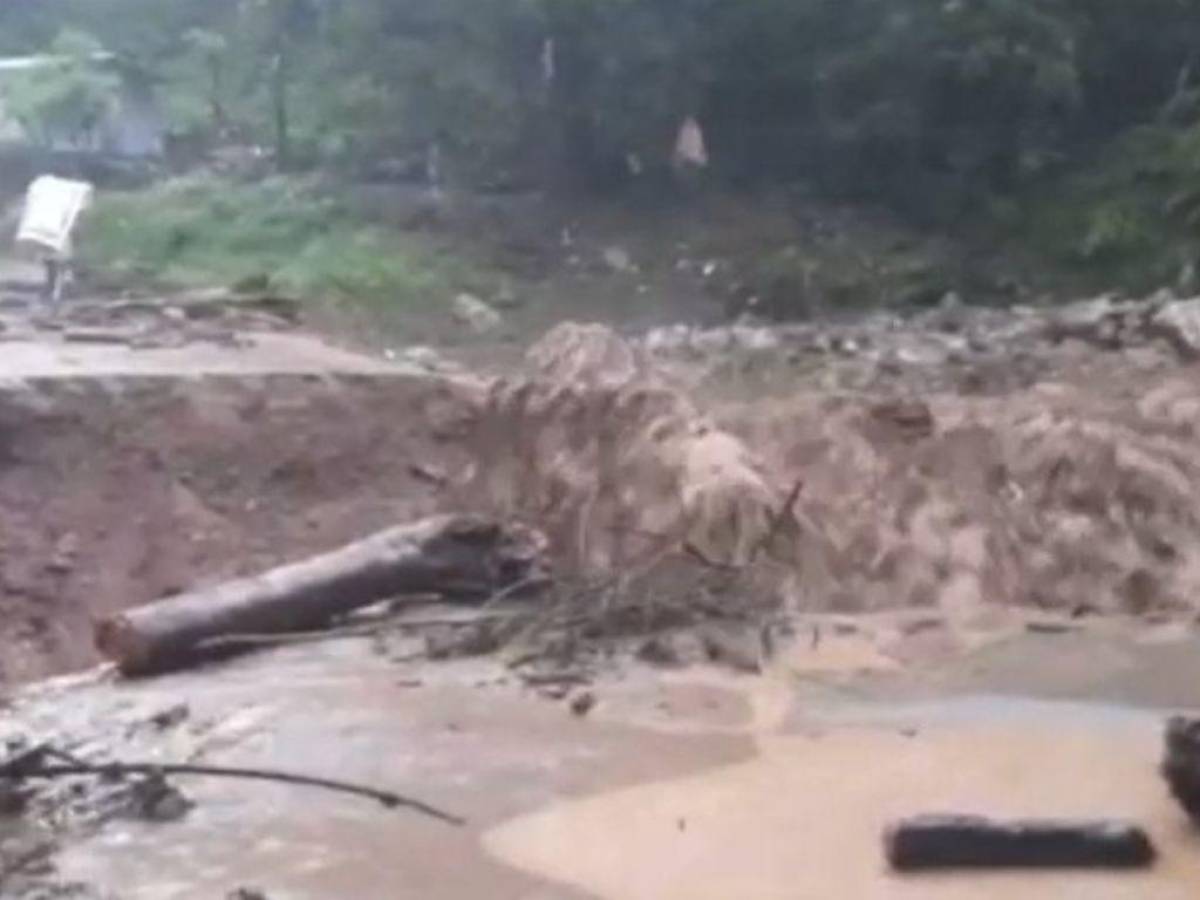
[130,774,194,823]
[701,627,763,674]
[637,637,682,668]
[1149,298,1200,360]
[900,616,945,636]
[602,246,635,273]
[0,780,30,816]
[570,692,597,718]
[451,293,503,335]
[1025,620,1077,635]
[148,703,190,731]
[45,532,80,574]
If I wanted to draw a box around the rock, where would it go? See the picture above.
[869,400,936,442]
[451,294,503,335]
[1149,298,1200,360]
[702,626,764,674]
[230,273,272,295]
[730,325,780,352]
[643,324,692,356]
[570,692,597,718]
[1046,295,1124,346]
[128,773,194,823]
[602,246,635,274]
[147,703,190,731]
[1163,716,1200,826]
[0,779,30,815]
[1025,620,1078,635]
[45,533,80,574]
[637,637,682,668]
[491,286,524,310]
[394,345,462,374]
[636,633,706,669]
[899,616,945,636]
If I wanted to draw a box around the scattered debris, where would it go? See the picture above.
[602,246,635,274]
[885,815,1156,871]
[0,743,463,824]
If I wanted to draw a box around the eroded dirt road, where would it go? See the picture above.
[5,265,1200,897]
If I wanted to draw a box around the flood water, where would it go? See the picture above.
[488,674,1200,899]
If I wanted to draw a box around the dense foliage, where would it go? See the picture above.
[4,0,1200,271]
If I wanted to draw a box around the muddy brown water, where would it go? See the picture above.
[487,631,1200,900]
[28,621,1200,899]
[489,716,1200,898]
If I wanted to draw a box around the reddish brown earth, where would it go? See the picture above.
[0,373,477,682]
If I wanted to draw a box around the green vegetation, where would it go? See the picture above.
[82,175,485,320]
[7,0,1200,297]
[3,29,121,146]
[1019,123,1200,292]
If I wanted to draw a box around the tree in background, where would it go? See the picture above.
[2,29,121,149]
[2,0,1200,230]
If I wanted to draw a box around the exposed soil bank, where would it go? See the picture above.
[0,372,475,681]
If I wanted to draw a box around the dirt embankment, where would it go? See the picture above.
[7,287,1200,683]
[472,297,1200,624]
[0,374,476,682]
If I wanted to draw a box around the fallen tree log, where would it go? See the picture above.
[95,515,546,676]
[885,815,1155,871]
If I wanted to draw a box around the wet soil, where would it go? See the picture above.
[2,613,1198,899]
[0,372,476,682]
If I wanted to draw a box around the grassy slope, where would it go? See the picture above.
[81,158,1195,346]
[81,174,491,332]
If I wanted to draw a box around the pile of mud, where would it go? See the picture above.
[473,315,1200,621]
[6,297,1200,683]
[470,323,796,574]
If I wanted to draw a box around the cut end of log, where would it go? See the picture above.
[94,615,154,676]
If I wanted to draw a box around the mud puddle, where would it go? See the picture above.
[488,703,1200,898]
[487,626,1200,899]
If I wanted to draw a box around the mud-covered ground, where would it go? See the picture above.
[6,278,1200,681]
[642,291,1200,619]
[3,274,1200,896]
[0,373,475,682]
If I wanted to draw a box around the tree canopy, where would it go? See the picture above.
[3,0,1200,220]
